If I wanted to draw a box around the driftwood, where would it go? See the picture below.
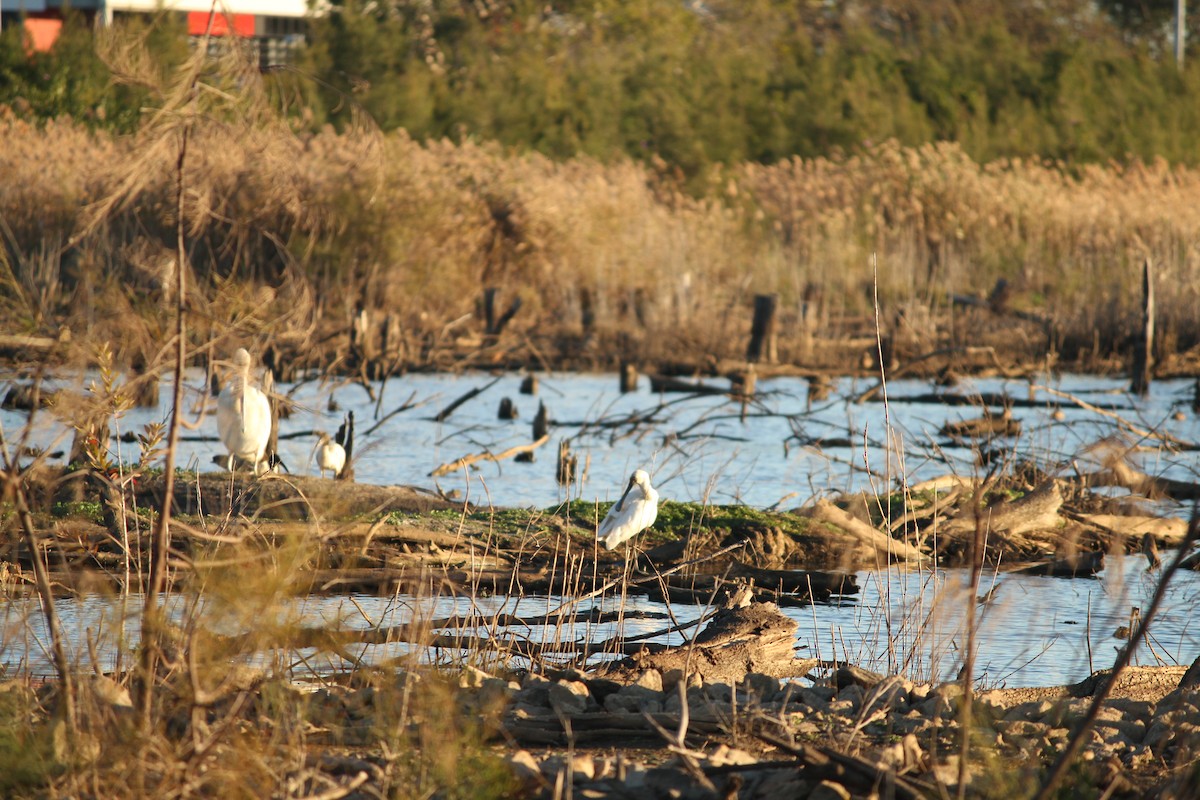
[746,293,779,363]
[1078,460,1200,500]
[1009,550,1104,577]
[940,408,1021,440]
[429,434,550,477]
[1070,512,1188,546]
[0,333,62,356]
[802,500,927,564]
[940,480,1064,541]
[725,563,859,598]
[1039,386,1197,449]
[608,602,806,684]
[648,374,729,396]
[432,376,501,423]
[638,569,856,606]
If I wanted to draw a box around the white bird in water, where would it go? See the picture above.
[597,469,658,550]
[314,432,346,479]
[216,348,272,475]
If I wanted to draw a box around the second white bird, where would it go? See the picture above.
[315,432,346,479]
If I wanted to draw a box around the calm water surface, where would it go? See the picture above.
[3,370,1199,510]
[2,370,1199,686]
[3,554,1197,688]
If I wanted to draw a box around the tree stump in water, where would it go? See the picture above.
[533,401,549,441]
[746,293,778,363]
[1131,258,1154,396]
[619,361,639,393]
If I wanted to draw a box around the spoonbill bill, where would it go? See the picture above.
[597,469,658,550]
[314,432,346,479]
[216,348,272,474]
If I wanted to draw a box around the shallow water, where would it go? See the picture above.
[3,370,1198,511]
[3,370,1200,687]
[3,554,1197,688]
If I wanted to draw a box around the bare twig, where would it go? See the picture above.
[1033,507,1200,800]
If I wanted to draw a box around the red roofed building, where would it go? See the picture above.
[1,0,309,67]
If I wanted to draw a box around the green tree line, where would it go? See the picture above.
[5,0,1200,173]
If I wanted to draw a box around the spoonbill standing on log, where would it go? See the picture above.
[216,348,272,474]
[597,469,658,550]
[314,432,346,479]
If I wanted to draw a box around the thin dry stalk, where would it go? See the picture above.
[139,14,210,738]
[1034,509,1200,800]
[1,463,78,735]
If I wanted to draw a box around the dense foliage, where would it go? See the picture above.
[296,0,1200,172]
[4,0,1200,172]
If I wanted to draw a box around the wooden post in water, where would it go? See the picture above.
[557,439,577,485]
[746,293,778,363]
[520,375,538,395]
[498,397,518,420]
[729,366,756,398]
[533,401,549,441]
[1131,258,1154,397]
[619,361,639,393]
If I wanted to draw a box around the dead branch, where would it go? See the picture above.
[429,434,550,477]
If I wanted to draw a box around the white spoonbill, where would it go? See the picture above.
[314,432,346,479]
[216,348,272,474]
[597,469,658,550]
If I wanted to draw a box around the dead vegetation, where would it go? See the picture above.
[6,111,1200,379]
[5,30,1200,800]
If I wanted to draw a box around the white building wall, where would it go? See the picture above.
[107,0,307,16]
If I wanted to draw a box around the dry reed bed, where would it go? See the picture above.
[3,116,1200,367]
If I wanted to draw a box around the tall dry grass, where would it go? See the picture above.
[4,107,1200,368]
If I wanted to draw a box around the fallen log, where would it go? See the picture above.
[432,376,502,422]
[802,500,928,565]
[637,571,852,607]
[648,374,730,395]
[1009,550,1104,577]
[940,408,1021,440]
[1077,461,1200,500]
[1068,512,1189,547]
[429,434,550,477]
[605,601,806,684]
[726,563,859,598]
[940,480,1064,541]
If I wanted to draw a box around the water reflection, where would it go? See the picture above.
[4,554,1197,688]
